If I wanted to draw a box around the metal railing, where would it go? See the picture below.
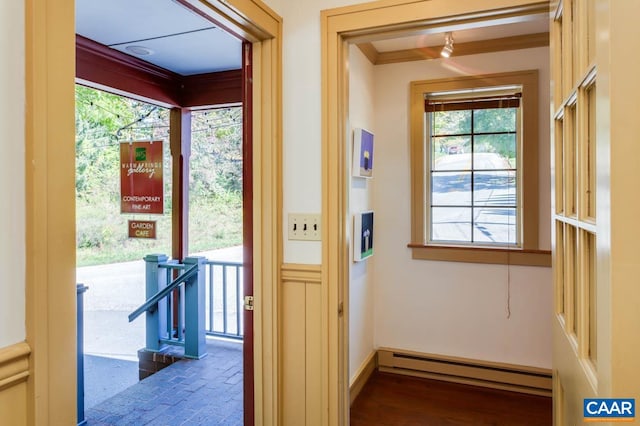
[204,260,244,340]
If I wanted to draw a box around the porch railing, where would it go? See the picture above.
[204,260,244,340]
[129,255,206,359]
[130,254,245,358]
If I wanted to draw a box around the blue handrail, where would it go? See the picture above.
[128,263,198,322]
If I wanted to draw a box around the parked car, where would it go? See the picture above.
[447,145,463,154]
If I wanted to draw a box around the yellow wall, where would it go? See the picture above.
[0,344,30,426]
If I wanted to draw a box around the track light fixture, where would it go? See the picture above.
[441,32,454,58]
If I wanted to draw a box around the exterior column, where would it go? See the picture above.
[170,108,191,332]
[170,107,191,261]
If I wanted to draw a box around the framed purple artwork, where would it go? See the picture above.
[352,128,374,178]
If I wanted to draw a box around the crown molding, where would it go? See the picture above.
[357,32,549,66]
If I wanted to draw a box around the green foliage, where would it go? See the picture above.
[189,108,243,196]
[432,107,517,164]
[75,85,243,266]
[433,110,471,135]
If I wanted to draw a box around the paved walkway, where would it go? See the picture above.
[78,246,244,424]
[85,339,243,426]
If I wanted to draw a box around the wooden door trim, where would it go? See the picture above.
[242,39,255,426]
[321,1,550,424]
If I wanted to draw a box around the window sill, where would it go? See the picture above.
[408,243,551,267]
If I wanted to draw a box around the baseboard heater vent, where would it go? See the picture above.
[377,348,552,397]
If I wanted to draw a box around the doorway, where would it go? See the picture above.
[75,84,249,422]
[321,1,551,424]
[25,0,281,423]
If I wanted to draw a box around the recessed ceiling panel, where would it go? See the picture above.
[112,27,242,75]
[76,0,242,75]
[76,0,213,45]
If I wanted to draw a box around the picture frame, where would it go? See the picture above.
[354,211,374,261]
[352,128,374,178]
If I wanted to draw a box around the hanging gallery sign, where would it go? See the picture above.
[120,140,164,214]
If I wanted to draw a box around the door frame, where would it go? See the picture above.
[25,0,282,424]
[321,0,548,423]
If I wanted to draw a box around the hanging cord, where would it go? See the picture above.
[506,174,514,319]
[506,250,512,319]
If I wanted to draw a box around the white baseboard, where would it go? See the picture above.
[377,347,551,397]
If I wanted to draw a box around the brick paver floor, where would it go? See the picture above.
[85,339,243,425]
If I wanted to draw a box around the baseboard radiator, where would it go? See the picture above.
[377,348,552,397]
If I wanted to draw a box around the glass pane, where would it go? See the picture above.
[566,104,577,216]
[431,207,471,242]
[474,134,516,169]
[568,225,577,335]
[433,110,471,135]
[555,119,564,215]
[432,136,471,170]
[586,84,596,219]
[472,208,516,244]
[474,171,516,207]
[555,221,565,316]
[431,172,471,206]
[473,108,516,133]
[587,232,597,366]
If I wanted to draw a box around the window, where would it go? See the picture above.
[409,70,550,266]
[426,89,520,246]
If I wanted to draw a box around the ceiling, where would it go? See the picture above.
[75,1,548,76]
[75,0,243,76]
[371,13,548,52]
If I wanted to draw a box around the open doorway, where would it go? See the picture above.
[75,89,249,423]
[74,0,253,423]
[25,0,281,422]
[321,2,551,423]
[75,85,248,410]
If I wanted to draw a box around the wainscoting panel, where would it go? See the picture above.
[0,342,30,425]
[281,264,322,426]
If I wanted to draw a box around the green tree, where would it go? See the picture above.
[75,85,243,265]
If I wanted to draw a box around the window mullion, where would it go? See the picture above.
[470,109,475,243]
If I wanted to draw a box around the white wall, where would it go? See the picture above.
[348,45,376,381]
[0,0,26,347]
[373,47,552,368]
[281,0,364,264]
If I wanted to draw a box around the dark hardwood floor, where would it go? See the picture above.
[350,371,552,426]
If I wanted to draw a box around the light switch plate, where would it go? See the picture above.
[288,213,321,241]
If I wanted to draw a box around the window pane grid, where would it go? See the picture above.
[428,104,518,246]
